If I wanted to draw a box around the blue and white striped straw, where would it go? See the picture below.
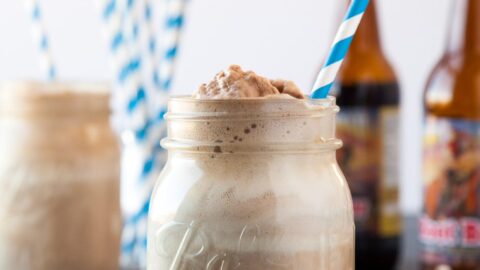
[138,0,159,89]
[100,0,128,133]
[157,0,186,92]
[99,0,184,267]
[118,0,154,267]
[99,0,152,267]
[311,0,369,99]
[24,0,56,80]
[144,0,156,56]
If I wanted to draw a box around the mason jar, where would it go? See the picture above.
[147,96,354,270]
[0,82,121,270]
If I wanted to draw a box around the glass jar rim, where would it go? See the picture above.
[165,95,338,121]
[162,95,341,153]
[168,95,335,105]
[0,81,111,115]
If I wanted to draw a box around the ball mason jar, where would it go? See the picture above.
[0,82,121,270]
[147,96,354,270]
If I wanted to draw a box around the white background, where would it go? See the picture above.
[0,0,453,215]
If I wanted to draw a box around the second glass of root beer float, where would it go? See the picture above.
[0,82,121,270]
[147,66,354,270]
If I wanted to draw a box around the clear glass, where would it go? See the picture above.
[147,96,354,270]
[0,82,121,270]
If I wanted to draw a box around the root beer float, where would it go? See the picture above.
[0,82,121,270]
[147,66,354,270]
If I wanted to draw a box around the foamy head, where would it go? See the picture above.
[163,96,340,153]
[0,81,110,115]
[194,65,305,99]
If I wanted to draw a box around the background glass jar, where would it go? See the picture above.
[0,82,121,270]
[147,96,354,270]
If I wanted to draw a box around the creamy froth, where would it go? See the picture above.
[194,65,304,99]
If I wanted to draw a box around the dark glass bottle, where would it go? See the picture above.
[421,0,480,269]
[332,1,401,269]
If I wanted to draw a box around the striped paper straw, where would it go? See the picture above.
[140,0,165,113]
[100,0,128,133]
[142,0,155,54]
[118,0,153,267]
[99,0,183,267]
[99,0,151,267]
[135,0,157,87]
[135,0,170,258]
[157,0,186,92]
[311,0,369,99]
[24,0,56,80]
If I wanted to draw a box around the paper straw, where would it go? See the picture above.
[311,0,369,99]
[24,0,56,80]
[99,0,128,133]
[169,221,197,270]
[144,0,156,54]
[123,1,160,267]
[140,0,167,118]
[137,0,159,88]
[99,0,184,267]
[99,0,152,267]
[148,0,182,201]
[157,0,186,92]
[118,0,154,267]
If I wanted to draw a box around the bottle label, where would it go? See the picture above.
[421,115,480,264]
[337,106,400,237]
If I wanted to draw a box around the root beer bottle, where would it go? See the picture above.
[331,1,401,269]
[421,0,480,269]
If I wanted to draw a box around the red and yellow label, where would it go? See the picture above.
[421,115,480,264]
[337,107,400,237]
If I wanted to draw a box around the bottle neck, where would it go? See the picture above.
[349,0,382,53]
[447,0,480,55]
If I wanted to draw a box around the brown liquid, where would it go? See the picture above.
[425,1,480,120]
[0,83,121,270]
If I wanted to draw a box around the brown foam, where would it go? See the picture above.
[194,65,304,99]
[163,96,340,154]
[0,81,110,115]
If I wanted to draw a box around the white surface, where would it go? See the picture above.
[0,0,452,214]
